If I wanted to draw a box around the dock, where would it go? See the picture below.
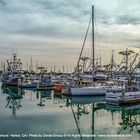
[106,91,140,106]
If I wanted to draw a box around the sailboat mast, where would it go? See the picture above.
[92,5,95,85]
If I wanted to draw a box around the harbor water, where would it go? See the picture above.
[0,84,140,140]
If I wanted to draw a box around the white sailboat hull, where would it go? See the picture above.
[71,87,106,96]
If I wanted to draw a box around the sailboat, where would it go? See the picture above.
[70,6,107,96]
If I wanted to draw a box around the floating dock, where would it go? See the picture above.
[106,91,140,106]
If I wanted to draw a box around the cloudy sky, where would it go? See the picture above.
[0,0,140,71]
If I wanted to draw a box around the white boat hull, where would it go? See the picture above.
[71,87,106,96]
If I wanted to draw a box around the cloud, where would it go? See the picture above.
[0,0,6,6]
[94,0,140,26]
[0,0,92,40]
[0,0,140,67]
[116,15,140,25]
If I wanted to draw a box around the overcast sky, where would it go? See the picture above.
[0,0,140,71]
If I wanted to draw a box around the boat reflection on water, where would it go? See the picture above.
[65,96,140,139]
[1,86,25,116]
[52,90,67,104]
[1,86,140,139]
[36,90,52,106]
[36,90,67,106]
[61,96,106,140]
[106,104,140,135]
[70,96,105,105]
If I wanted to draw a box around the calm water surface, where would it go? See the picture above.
[0,84,140,140]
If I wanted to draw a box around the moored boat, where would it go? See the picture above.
[1,53,24,87]
[20,75,54,90]
[106,91,140,105]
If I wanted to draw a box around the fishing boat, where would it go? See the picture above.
[1,53,24,87]
[20,75,54,90]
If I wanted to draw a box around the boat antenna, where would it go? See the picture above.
[92,5,95,86]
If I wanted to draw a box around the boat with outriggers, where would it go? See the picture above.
[1,53,66,92]
[20,75,54,90]
[20,75,65,91]
[1,53,24,87]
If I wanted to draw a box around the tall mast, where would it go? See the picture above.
[111,50,114,78]
[30,57,33,72]
[92,5,95,86]
[13,53,17,72]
